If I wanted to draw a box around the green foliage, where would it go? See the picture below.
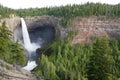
[14,3,120,26]
[0,5,15,18]
[0,21,12,60]
[87,36,111,80]
[34,36,120,80]
[34,40,92,80]
[0,21,26,66]
[34,54,59,80]
[109,39,120,79]
[8,41,27,66]
[1,2,120,25]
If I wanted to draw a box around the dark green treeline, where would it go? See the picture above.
[0,2,120,18]
[1,2,120,26]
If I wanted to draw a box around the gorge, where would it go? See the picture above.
[1,16,120,79]
[1,16,120,45]
[13,17,57,71]
[1,2,120,79]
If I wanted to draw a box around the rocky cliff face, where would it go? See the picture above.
[1,16,120,44]
[0,17,20,32]
[70,16,120,44]
[0,16,62,79]
[14,16,61,46]
[1,16,120,79]
[0,16,66,41]
[0,59,36,80]
[0,16,60,37]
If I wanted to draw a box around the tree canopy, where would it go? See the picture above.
[0,2,120,18]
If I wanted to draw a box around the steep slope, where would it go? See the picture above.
[70,16,120,44]
[0,59,36,80]
[1,16,120,44]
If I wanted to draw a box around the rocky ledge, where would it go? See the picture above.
[0,60,36,80]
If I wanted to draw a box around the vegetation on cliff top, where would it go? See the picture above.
[0,2,120,25]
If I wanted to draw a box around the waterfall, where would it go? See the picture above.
[21,18,31,50]
[21,18,39,71]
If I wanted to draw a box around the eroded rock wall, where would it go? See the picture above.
[70,16,120,44]
[1,16,120,44]
[0,17,20,32]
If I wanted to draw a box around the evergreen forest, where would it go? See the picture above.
[0,2,120,80]
[0,21,26,66]
[0,2,120,25]
[33,37,120,80]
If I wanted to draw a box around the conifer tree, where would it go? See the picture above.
[87,36,111,80]
[0,21,12,61]
[109,39,120,79]
[0,21,26,66]
[9,41,27,66]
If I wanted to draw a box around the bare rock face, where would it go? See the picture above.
[23,16,61,41]
[0,60,36,80]
[0,16,59,33]
[13,16,60,46]
[0,17,20,32]
[24,16,59,30]
[1,16,120,44]
[0,16,62,46]
[70,16,120,44]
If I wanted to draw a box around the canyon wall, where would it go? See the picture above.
[0,17,20,32]
[70,16,120,44]
[1,16,120,44]
[1,16,120,79]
